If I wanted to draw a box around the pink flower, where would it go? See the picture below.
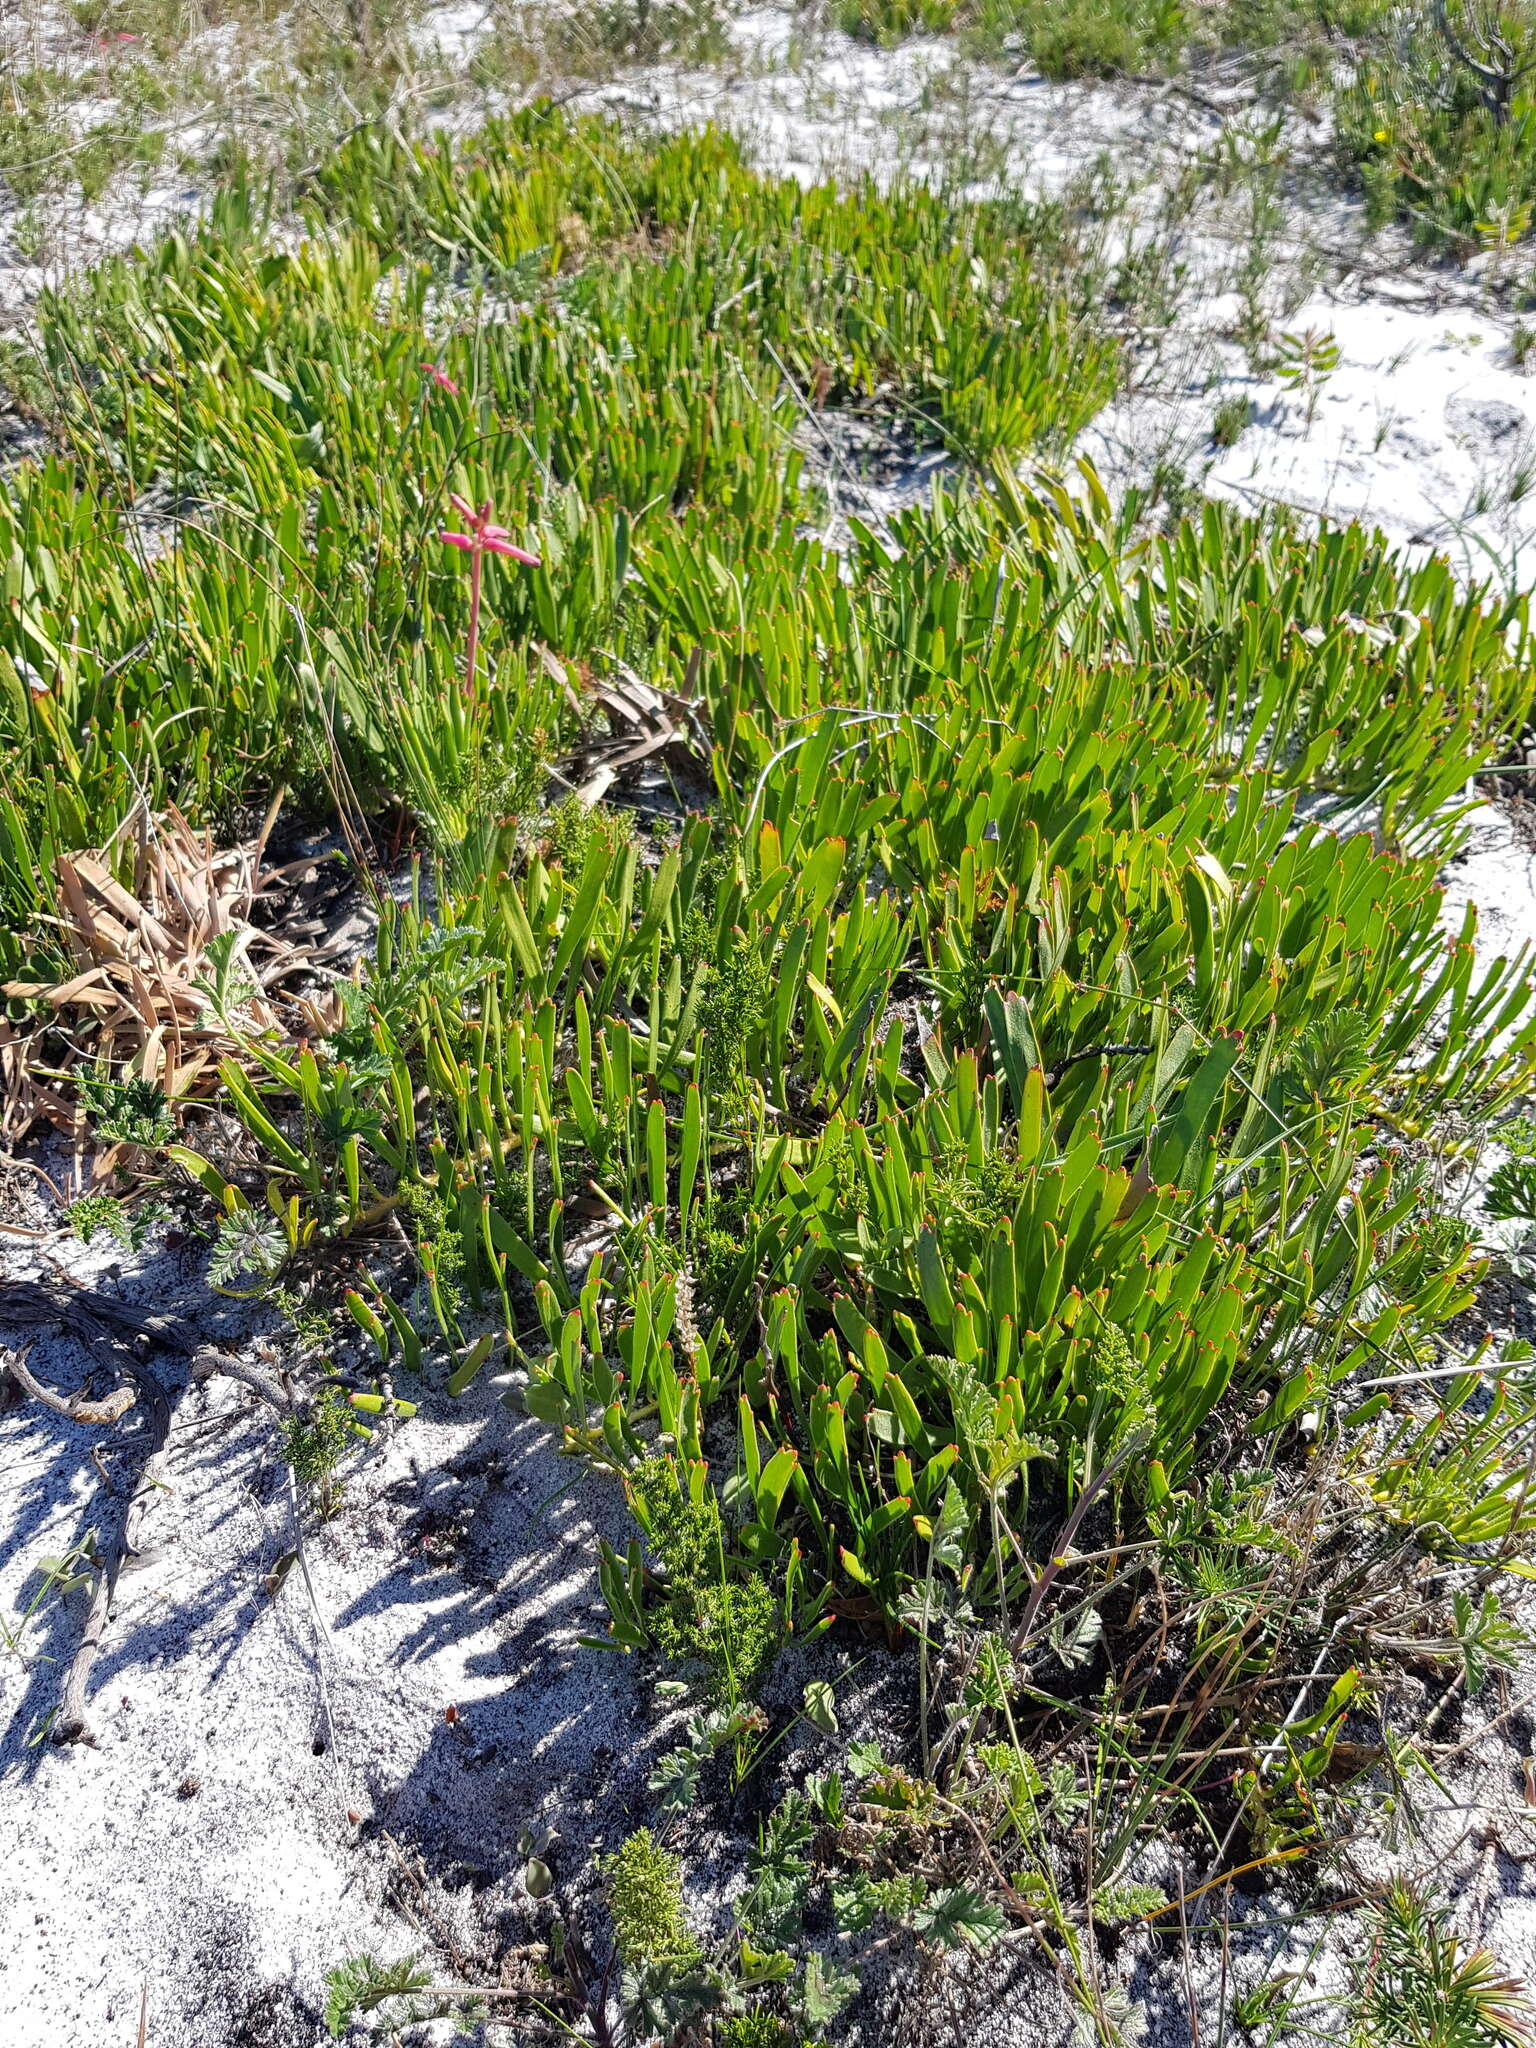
[441,494,540,565]
[419,362,461,397]
[438,527,539,564]
[437,494,541,698]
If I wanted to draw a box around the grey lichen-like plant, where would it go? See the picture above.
[208,1207,287,1286]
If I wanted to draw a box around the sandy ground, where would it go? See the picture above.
[0,1226,667,2046]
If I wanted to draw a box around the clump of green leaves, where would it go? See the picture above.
[973,0,1187,78]
[1486,1118,1536,1224]
[1074,1318,1152,1452]
[718,2014,796,2048]
[834,0,961,45]
[629,1457,782,1701]
[16,88,1536,2031]
[1356,1880,1536,2048]
[542,794,636,870]
[1486,1155,1536,1225]
[1339,2,1536,253]
[1151,1475,1288,1627]
[1092,1880,1168,1924]
[604,1828,699,1968]
[697,931,776,1080]
[932,1146,1033,1268]
[281,1391,359,1514]
[66,1192,158,1252]
[1369,1355,1536,1546]
[1210,393,1253,447]
[78,1076,175,1149]
[741,1793,817,1943]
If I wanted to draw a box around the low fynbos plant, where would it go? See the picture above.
[603,1829,699,1968]
[77,1075,176,1149]
[1356,1880,1536,2048]
[541,794,636,870]
[208,1207,287,1287]
[1274,325,1341,425]
[1210,392,1253,447]
[322,1954,484,2040]
[621,1455,782,1702]
[718,2014,798,2048]
[281,1391,360,1518]
[1091,1880,1169,1925]
[834,0,960,46]
[1485,1116,1536,1226]
[66,1192,159,1252]
[1476,199,1533,280]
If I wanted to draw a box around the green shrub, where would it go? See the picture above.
[1336,3,1536,253]
[968,0,1187,75]
[1357,1880,1536,2047]
[10,104,1536,2002]
[719,2014,796,2048]
[835,0,961,45]
[627,1456,782,1700]
[281,1392,360,1514]
[604,1830,699,1967]
[1210,392,1253,446]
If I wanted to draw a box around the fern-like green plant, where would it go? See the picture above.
[1357,1881,1535,2048]
[78,1076,175,1149]
[322,1953,484,2039]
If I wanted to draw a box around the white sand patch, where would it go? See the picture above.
[1087,295,1536,586]
[414,1,496,66]
[582,11,1221,197]
[0,1225,668,2047]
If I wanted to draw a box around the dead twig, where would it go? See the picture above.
[20,1346,176,1745]
[190,1345,300,1415]
[0,1282,298,1740]
[1433,0,1536,126]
